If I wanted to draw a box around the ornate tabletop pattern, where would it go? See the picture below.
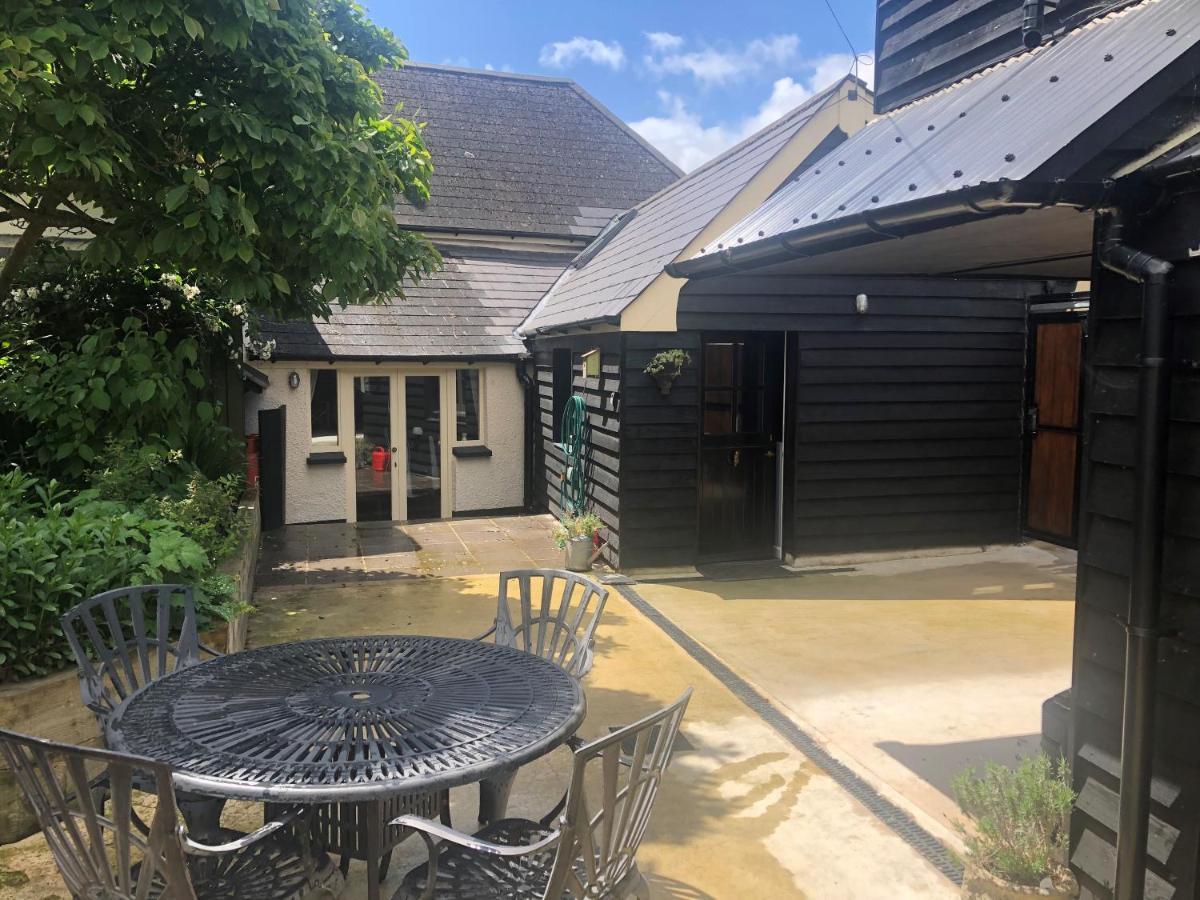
[108,636,585,801]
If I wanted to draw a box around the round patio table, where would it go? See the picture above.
[107,635,586,899]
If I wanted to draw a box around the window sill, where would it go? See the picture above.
[452,445,493,459]
[306,451,347,465]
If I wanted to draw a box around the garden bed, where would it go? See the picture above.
[0,486,262,843]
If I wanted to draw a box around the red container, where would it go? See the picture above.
[371,446,391,471]
[245,434,260,485]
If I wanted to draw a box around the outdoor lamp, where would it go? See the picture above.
[288,371,301,389]
[855,294,869,314]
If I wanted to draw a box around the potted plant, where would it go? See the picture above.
[644,349,691,396]
[953,754,1078,899]
[553,510,603,572]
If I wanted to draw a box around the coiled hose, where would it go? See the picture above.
[558,395,591,516]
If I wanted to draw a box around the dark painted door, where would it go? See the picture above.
[1025,319,1084,542]
[699,334,784,559]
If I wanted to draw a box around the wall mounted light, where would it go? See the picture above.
[855,293,870,314]
[288,371,301,389]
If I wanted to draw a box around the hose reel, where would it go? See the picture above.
[558,394,591,516]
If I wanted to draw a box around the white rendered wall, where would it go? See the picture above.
[244,361,525,524]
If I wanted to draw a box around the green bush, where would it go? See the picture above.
[0,466,242,683]
[953,753,1075,886]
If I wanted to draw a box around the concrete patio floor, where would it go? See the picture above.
[633,541,1077,850]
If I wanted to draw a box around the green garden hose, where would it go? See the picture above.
[559,394,591,516]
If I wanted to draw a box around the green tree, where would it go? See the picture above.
[0,0,437,319]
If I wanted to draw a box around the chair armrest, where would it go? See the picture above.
[180,807,302,857]
[390,814,560,858]
[473,624,497,642]
[198,642,224,659]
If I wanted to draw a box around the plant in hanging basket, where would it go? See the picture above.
[953,754,1078,899]
[644,349,691,395]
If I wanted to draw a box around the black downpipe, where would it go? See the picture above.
[1098,208,1174,900]
[1022,0,1046,48]
[515,361,537,511]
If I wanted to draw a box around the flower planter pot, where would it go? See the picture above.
[961,864,1077,900]
[652,371,679,396]
[565,536,593,572]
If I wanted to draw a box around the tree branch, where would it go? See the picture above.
[0,188,67,298]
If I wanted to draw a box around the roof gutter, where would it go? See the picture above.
[523,314,621,337]
[667,180,1100,279]
[1098,206,1174,900]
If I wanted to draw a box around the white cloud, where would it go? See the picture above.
[539,37,625,71]
[645,31,684,51]
[632,53,874,172]
[643,34,801,86]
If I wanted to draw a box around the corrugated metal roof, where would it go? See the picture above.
[516,79,858,333]
[260,247,573,360]
[378,64,681,240]
[680,0,1200,272]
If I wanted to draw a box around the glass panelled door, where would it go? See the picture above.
[405,376,442,520]
[353,375,394,521]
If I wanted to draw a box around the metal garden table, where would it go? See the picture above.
[107,635,587,900]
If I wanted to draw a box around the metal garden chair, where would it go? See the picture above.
[61,584,225,832]
[392,689,692,900]
[0,728,341,899]
[479,569,610,679]
[472,569,610,824]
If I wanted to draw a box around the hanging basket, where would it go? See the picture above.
[653,370,680,396]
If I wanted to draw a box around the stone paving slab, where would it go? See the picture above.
[256,514,560,587]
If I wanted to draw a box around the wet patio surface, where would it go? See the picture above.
[256,514,562,586]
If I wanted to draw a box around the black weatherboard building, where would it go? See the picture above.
[669,1,1200,898]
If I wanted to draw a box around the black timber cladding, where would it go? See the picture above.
[1068,189,1200,900]
[376,64,680,239]
[533,333,622,569]
[874,0,1136,113]
[261,247,574,361]
[682,0,1200,276]
[679,274,1037,556]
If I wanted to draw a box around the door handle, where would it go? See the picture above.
[732,449,740,467]
[1026,407,1039,435]
[765,449,776,459]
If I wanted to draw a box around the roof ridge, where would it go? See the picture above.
[400,60,576,84]
[566,82,684,179]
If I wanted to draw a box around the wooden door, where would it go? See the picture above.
[699,334,784,559]
[1025,320,1084,541]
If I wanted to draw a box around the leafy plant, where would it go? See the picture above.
[553,511,603,549]
[953,753,1075,886]
[643,349,691,376]
[0,0,438,320]
[0,467,243,683]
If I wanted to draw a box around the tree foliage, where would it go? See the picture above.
[0,0,438,318]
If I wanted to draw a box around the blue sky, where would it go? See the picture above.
[363,0,878,171]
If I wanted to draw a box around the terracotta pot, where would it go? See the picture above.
[961,864,1077,900]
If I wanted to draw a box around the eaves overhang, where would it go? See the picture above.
[669,180,1104,278]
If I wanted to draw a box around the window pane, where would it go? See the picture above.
[456,369,481,442]
[310,370,338,442]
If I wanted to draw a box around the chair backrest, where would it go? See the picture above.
[544,689,692,899]
[494,569,609,678]
[0,728,196,899]
[61,585,204,729]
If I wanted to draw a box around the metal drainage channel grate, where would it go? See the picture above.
[614,582,964,886]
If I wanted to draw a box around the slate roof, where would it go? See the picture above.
[377,63,681,239]
[676,0,1200,276]
[516,79,858,334]
[261,247,574,361]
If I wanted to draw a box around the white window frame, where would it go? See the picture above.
[453,366,487,447]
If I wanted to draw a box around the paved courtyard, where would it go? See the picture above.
[257,514,561,586]
[633,542,1077,849]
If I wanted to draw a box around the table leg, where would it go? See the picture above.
[177,793,225,839]
[478,766,518,825]
[364,799,383,900]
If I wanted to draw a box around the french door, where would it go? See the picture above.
[343,371,452,522]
